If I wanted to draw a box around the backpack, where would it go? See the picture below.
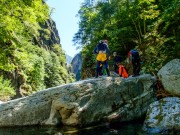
[97,42,106,52]
[114,55,122,64]
[119,65,129,78]
[130,50,140,62]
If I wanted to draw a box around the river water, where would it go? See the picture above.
[0,121,178,135]
[0,121,145,135]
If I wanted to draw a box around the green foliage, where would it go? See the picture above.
[0,0,49,71]
[142,0,180,74]
[27,55,45,91]
[14,43,46,91]
[44,51,65,87]
[52,44,66,66]
[74,0,179,78]
[15,43,75,91]
[0,0,75,99]
[0,76,15,101]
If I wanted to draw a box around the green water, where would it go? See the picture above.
[0,121,178,135]
[0,121,144,135]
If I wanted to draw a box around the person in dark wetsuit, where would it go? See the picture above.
[94,40,110,78]
[128,49,141,76]
[113,52,122,74]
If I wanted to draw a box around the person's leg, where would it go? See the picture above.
[132,63,137,76]
[103,60,110,76]
[100,61,105,75]
[119,65,123,77]
[136,62,140,75]
[114,64,119,74]
[99,63,103,76]
[132,62,140,76]
[95,61,101,78]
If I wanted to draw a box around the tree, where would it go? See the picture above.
[74,0,179,79]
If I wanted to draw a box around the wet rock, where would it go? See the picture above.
[143,97,180,133]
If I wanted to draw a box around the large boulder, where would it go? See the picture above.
[143,97,180,133]
[158,59,180,96]
[0,74,156,127]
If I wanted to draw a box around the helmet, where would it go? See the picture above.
[99,40,103,43]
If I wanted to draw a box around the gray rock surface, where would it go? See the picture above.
[0,74,156,127]
[66,54,73,66]
[158,59,180,96]
[143,97,180,133]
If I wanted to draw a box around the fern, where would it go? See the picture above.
[0,76,15,101]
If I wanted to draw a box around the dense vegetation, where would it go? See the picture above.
[0,0,75,101]
[73,0,180,79]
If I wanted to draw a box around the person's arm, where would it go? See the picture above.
[93,46,98,54]
[129,54,133,64]
[128,51,132,64]
[107,48,111,60]
[105,44,110,57]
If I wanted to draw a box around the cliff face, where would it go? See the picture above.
[11,18,68,99]
[0,1,76,101]
[1,17,75,100]
[34,18,60,48]
[65,54,73,66]
[71,53,82,80]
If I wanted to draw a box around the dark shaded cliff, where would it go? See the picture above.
[34,18,61,49]
[71,53,82,81]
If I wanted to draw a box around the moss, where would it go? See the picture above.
[145,107,153,120]
[154,114,163,125]
[160,99,166,104]
[174,114,179,124]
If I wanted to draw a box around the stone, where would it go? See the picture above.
[0,74,156,127]
[143,97,180,133]
[158,59,180,96]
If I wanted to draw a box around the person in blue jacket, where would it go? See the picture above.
[94,40,110,78]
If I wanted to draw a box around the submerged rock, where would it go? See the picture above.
[0,74,156,127]
[143,97,180,133]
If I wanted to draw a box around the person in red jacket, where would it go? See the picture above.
[118,65,129,78]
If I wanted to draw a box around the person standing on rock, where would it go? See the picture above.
[113,52,122,74]
[94,39,110,78]
[128,49,141,76]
